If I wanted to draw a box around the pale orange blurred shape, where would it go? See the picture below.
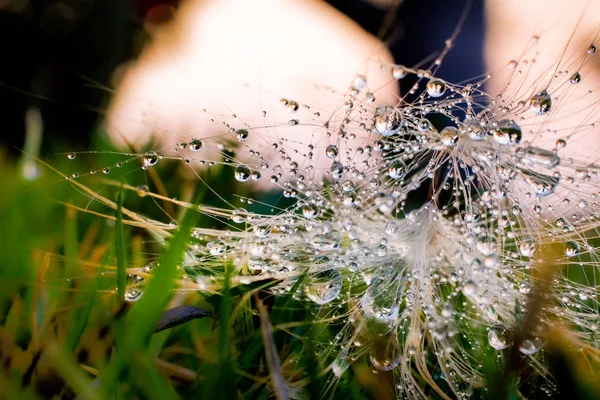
[106,0,399,175]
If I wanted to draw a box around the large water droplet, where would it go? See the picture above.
[426,79,446,97]
[369,338,402,371]
[189,138,203,151]
[361,278,400,322]
[330,161,344,180]
[440,126,459,146]
[304,271,342,304]
[492,120,522,146]
[373,105,402,136]
[518,336,543,355]
[325,144,339,159]
[125,288,143,302]
[529,90,552,115]
[143,151,159,167]
[236,129,249,142]
[234,164,251,182]
[521,146,560,169]
[570,71,582,84]
[387,159,406,180]
[302,203,320,219]
[488,326,509,350]
[521,169,560,198]
[565,241,580,257]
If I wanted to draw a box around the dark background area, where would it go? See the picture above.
[0,0,484,157]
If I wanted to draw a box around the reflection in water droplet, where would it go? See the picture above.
[488,326,509,350]
[304,271,342,304]
[373,105,402,137]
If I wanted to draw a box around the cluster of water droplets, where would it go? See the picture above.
[63,33,600,399]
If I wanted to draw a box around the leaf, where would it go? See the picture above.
[154,306,211,333]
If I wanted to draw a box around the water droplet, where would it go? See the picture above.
[426,79,446,97]
[488,326,509,350]
[518,336,543,355]
[325,144,338,158]
[352,75,367,90]
[373,105,402,136]
[440,126,459,146]
[369,338,402,371]
[125,288,143,302]
[387,159,406,180]
[142,151,159,167]
[519,239,535,257]
[565,241,580,257]
[330,161,344,180]
[392,65,407,80]
[302,203,320,219]
[67,152,76,160]
[385,222,399,235]
[462,279,477,296]
[102,167,110,174]
[529,90,552,115]
[189,138,203,151]
[136,184,149,197]
[234,164,251,182]
[588,44,596,54]
[287,101,299,112]
[492,120,522,146]
[464,205,481,224]
[231,208,246,223]
[304,271,342,304]
[521,169,560,198]
[521,146,560,169]
[570,71,582,84]
[417,118,431,132]
[236,129,249,142]
[362,278,400,322]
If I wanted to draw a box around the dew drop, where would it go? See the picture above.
[529,90,552,115]
[189,138,203,151]
[67,152,76,160]
[234,164,251,182]
[521,146,560,169]
[387,159,406,180]
[492,120,522,146]
[325,144,339,158]
[369,338,402,371]
[236,129,249,142]
[588,44,596,54]
[488,326,509,350]
[569,71,582,84]
[302,203,320,219]
[392,65,407,80]
[373,105,402,136]
[426,79,446,97]
[142,151,159,167]
[125,288,143,302]
[440,126,459,146]
[565,241,580,257]
[304,271,342,305]
[518,336,543,355]
[521,169,560,198]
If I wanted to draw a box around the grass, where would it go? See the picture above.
[1,140,599,399]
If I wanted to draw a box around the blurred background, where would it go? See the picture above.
[0,0,484,157]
